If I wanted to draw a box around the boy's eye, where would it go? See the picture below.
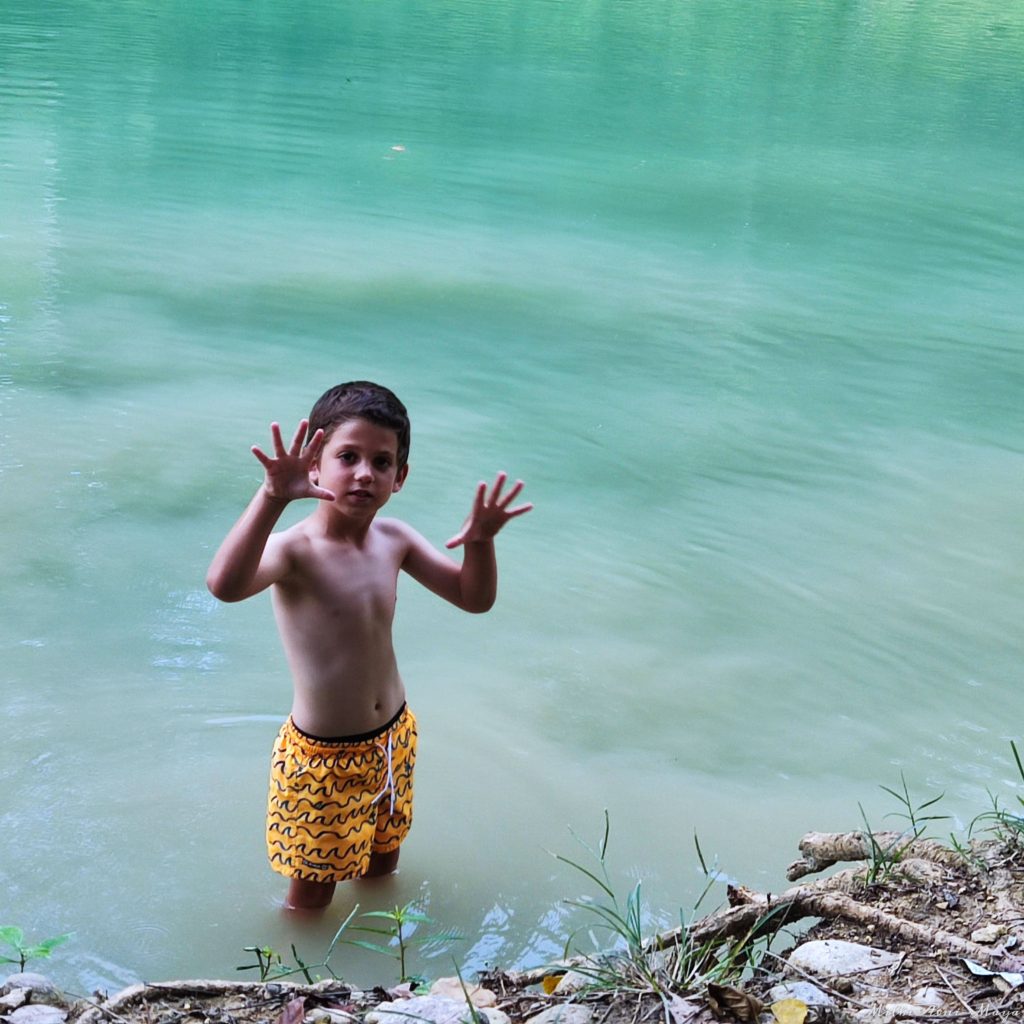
[374,457,393,469]
[339,451,356,462]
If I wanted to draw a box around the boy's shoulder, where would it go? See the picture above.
[372,516,421,545]
[272,514,421,550]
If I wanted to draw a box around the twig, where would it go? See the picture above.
[63,992,137,1024]
[934,966,978,1018]
[891,952,909,981]
[630,991,644,1024]
[761,950,868,1009]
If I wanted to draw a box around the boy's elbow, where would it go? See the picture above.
[206,570,242,603]
[461,593,496,614]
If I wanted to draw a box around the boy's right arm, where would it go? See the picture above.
[206,419,333,602]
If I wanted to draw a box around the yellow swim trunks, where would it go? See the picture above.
[266,704,417,883]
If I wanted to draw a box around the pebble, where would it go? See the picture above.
[366,995,509,1024]
[304,1011,352,1024]
[428,978,497,1007]
[524,1005,594,1024]
[552,971,592,995]
[768,981,833,1007]
[912,987,944,1008]
[0,991,29,1010]
[970,924,1003,944]
[7,1006,68,1024]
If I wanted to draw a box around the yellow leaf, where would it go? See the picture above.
[541,974,563,995]
[771,997,808,1024]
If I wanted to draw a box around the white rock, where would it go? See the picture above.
[366,996,508,1024]
[788,939,901,977]
[304,1011,354,1024]
[552,971,592,995]
[0,991,29,1010]
[768,981,833,1007]
[971,924,1003,944]
[525,1005,593,1024]
[428,978,497,1007]
[1,977,59,1001]
[8,1006,68,1024]
[912,987,943,1008]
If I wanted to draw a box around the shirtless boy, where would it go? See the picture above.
[206,381,531,910]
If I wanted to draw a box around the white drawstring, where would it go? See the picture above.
[371,730,396,815]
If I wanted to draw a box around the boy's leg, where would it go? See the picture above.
[285,877,336,911]
[363,849,399,878]
[364,708,417,880]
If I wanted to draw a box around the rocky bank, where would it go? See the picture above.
[5,829,1024,1024]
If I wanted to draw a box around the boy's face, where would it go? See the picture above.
[312,417,408,514]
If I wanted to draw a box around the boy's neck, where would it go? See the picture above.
[309,503,379,542]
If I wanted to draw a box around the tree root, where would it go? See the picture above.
[786,830,966,881]
[510,831,1023,988]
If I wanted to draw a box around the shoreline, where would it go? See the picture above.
[7,827,1024,1024]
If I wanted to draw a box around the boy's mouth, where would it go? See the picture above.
[349,489,373,499]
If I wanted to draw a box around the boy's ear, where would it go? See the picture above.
[392,464,409,493]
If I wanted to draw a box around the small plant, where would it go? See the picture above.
[238,944,286,982]
[857,773,948,884]
[238,901,460,986]
[857,803,912,884]
[0,926,72,972]
[238,904,360,983]
[551,813,778,1007]
[970,742,1024,841]
[881,771,948,838]
[346,902,462,985]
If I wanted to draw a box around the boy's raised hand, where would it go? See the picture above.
[252,419,337,503]
[446,472,533,549]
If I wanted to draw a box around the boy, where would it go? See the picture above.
[206,381,531,911]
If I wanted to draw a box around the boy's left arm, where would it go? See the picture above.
[402,473,532,613]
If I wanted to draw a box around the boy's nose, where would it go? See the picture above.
[355,462,373,480]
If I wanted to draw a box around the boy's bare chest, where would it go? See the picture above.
[286,536,402,615]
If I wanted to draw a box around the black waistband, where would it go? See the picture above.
[291,702,407,745]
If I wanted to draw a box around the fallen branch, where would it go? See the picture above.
[75,980,350,1024]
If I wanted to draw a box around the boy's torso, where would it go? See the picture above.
[270,516,412,737]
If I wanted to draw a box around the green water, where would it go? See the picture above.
[2,0,1023,992]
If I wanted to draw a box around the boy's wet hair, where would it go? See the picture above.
[308,381,411,468]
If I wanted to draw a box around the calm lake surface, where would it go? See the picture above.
[3,0,1023,993]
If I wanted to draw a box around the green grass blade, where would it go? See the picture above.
[693,832,709,877]
[344,939,396,956]
[554,854,617,902]
[324,904,361,961]
[599,809,611,860]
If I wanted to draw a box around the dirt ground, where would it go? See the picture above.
[32,832,1024,1024]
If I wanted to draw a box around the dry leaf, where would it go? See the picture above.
[771,998,808,1024]
[706,983,764,1022]
[541,974,564,995]
[275,996,306,1024]
[666,994,701,1023]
